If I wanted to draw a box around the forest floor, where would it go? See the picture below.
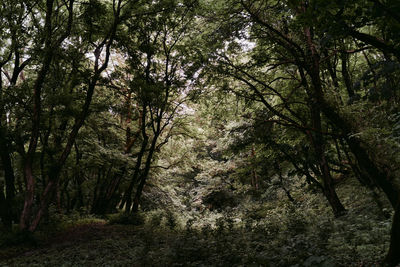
[0,177,394,266]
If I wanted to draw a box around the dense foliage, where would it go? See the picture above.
[1,0,400,265]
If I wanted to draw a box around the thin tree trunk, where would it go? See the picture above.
[0,190,9,229]
[20,161,36,231]
[0,127,16,229]
[385,199,400,266]
[303,22,346,217]
[91,164,114,214]
[309,126,347,217]
[120,105,149,212]
[132,134,158,213]
[340,51,355,100]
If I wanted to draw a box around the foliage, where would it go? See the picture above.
[1,0,400,265]
[108,212,145,226]
[1,175,391,266]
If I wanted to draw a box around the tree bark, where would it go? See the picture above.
[132,133,158,213]
[120,104,149,213]
[20,0,57,231]
[308,126,347,217]
[303,21,346,217]
[0,189,9,229]
[0,127,16,229]
[385,199,400,266]
[340,51,355,99]
[20,161,36,230]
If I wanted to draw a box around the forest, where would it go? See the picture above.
[1,0,400,266]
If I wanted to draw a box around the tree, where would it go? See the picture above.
[117,0,200,213]
[190,0,400,263]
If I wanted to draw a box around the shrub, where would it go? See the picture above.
[108,212,145,225]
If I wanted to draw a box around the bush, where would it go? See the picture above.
[165,210,177,229]
[108,212,145,225]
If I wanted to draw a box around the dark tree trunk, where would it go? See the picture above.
[132,134,159,213]
[20,161,36,231]
[0,190,10,230]
[91,164,117,215]
[73,143,84,210]
[303,23,346,217]
[318,96,399,206]
[308,20,400,265]
[242,2,400,263]
[102,166,125,212]
[340,51,355,99]
[385,199,400,266]
[338,138,365,185]
[120,105,149,213]
[346,137,399,208]
[303,14,400,263]
[310,129,346,217]
[28,166,59,232]
[121,140,147,212]
[0,127,16,229]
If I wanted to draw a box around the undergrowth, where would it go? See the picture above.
[0,177,393,266]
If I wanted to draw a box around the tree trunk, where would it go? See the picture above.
[27,163,59,232]
[91,164,120,215]
[0,190,10,230]
[310,128,346,217]
[385,198,400,266]
[120,102,149,212]
[101,166,125,212]
[340,51,355,100]
[317,96,400,208]
[132,134,158,213]
[0,127,16,229]
[303,22,346,217]
[346,137,399,208]
[121,143,147,212]
[20,162,35,231]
